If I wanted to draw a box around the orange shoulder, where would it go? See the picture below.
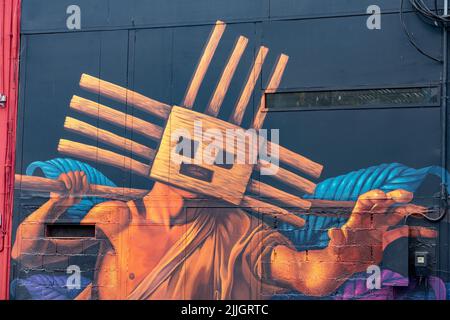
[81,200,131,224]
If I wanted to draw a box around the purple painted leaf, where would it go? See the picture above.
[337,269,449,300]
[428,276,447,300]
[18,274,90,300]
[337,269,407,300]
[381,269,409,287]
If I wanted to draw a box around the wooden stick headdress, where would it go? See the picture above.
[16,21,347,228]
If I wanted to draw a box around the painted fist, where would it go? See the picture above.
[51,171,89,207]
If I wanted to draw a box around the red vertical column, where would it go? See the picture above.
[0,0,20,300]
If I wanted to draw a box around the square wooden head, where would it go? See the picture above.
[150,106,254,205]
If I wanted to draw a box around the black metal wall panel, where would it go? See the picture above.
[260,14,443,90]
[21,0,443,33]
[21,0,270,33]
[15,30,131,186]
[264,108,441,181]
[269,0,438,19]
[11,0,450,300]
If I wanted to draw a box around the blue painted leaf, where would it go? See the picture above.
[15,274,90,300]
[26,158,116,219]
[280,163,450,250]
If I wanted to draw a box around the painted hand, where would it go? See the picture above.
[50,170,89,208]
[327,189,438,265]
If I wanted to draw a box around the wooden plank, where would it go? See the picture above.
[70,95,163,142]
[57,139,151,177]
[182,20,227,109]
[257,160,316,195]
[247,179,311,209]
[266,142,323,179]
[241,195,306,228]
[309,199,356,208]
[79,74,172,120]
[14,175,356,210]
[230,46,269,125]
[15,174,149,201]
[64,117,156,161]
[205,36,248,117]
[252,54,289,130]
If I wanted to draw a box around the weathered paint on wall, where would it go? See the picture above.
[8,0,450,299]
[0,0,20,300]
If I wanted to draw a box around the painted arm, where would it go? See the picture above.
[270,189,437,296]
[11,171,90,265]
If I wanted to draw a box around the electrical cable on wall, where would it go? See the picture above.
[400,0,449,63]
[400,0,449,222]
[411,0,450,25]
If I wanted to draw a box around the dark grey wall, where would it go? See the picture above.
[13,0,450,298]
[17,1,445,183]
[20,0,444,33]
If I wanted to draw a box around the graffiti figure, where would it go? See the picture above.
[12,170,436,299]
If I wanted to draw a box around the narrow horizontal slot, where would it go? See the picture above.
[266,86,440,110]
[46,224,96,238]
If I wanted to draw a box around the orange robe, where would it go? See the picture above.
[127,207,292,300]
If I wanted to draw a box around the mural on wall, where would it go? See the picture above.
[10,20,450,300]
